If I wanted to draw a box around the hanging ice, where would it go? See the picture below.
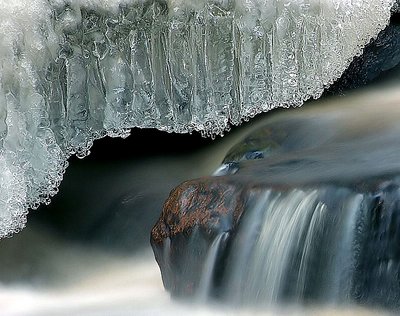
[0,0,394,237]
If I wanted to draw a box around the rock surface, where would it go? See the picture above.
[327,13,400,94]
[151,177,249,295]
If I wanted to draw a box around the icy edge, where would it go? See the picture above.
[0,0,394,238]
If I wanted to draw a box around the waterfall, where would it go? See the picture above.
[219,188,363,305]
[197,232,229,301]
[150,84,400,310]
[185,185,399,307]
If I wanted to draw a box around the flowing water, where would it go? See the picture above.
[1,78,400,314]
[197,232,229,302]
[218,189,363,304]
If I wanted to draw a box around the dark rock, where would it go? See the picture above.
[150,177,249,296]
[151,178,247,243]
[351,185,400,309]
[393,1,400,14]
[326,17,400,94]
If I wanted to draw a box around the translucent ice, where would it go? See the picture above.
[0,0,394,237]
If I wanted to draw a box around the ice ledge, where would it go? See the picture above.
[0,0,395,238]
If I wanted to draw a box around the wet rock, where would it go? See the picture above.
[393,1,400,14]
[327,17,400,94]
[352,184,400,309]
[150,177,249,296]
[152,175,400,305]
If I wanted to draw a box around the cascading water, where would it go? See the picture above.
[151,84,400,312]
[197,232,229,301]
[223,187,363,305]
[171,171,400,311]
[154,179,400,311]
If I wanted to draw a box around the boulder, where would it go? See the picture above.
[151,177,249,296]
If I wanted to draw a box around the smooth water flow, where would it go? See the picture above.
[197,232,229,301]
[192,188,365,305]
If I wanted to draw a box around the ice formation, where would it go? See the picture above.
[0,0,394,237]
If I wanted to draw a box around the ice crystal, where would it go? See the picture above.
[0,0,394,237]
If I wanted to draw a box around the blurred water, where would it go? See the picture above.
[0,68,399,314]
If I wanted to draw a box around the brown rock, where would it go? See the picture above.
[151,177,247,243]
[150,176,252,296]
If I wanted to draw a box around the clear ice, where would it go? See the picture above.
[0,0,394,237]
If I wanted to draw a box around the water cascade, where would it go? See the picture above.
[225,188,364,305]
[156,183,400,308]
[152,87,400,311]
[197,232,229,301]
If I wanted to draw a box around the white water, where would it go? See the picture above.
[197,232,229,301]
[222,189,363,304]
[0,243,393,316]
[294,200,326,299]
[0,249,393,316]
